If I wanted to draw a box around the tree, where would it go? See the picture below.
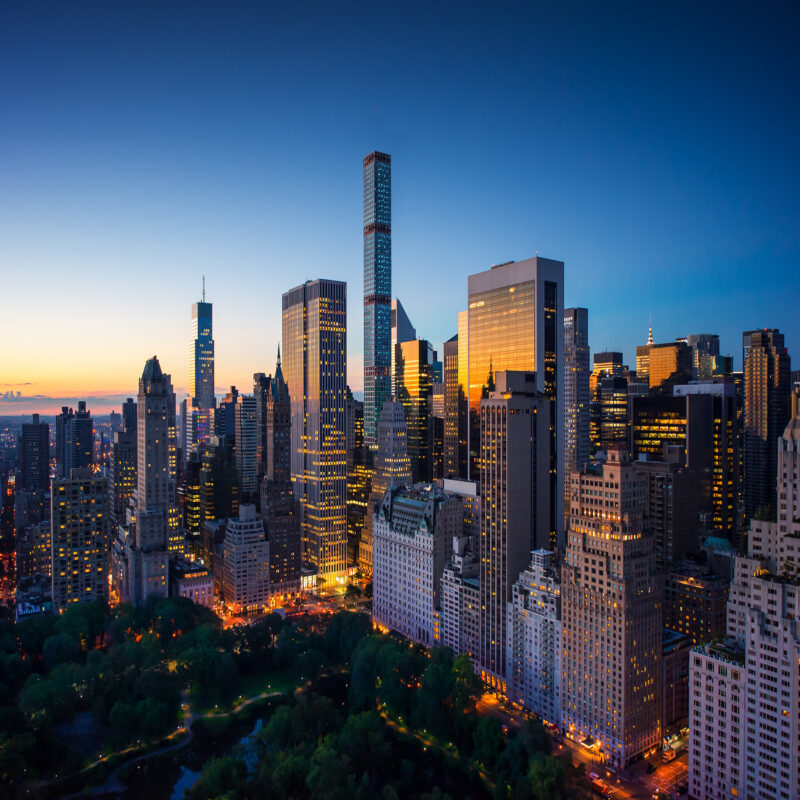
[187,755,247,799]
[527,752,565,800]
[42,633,80,670]
[472,715,505,771]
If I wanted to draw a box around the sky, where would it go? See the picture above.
[1,1,798,415]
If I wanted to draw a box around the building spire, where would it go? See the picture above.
[277,342,281,367]
[202,275,206,303]
[647,313,653,345]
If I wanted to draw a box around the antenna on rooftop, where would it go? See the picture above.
[202,275,206,302]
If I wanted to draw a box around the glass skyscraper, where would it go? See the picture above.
[363,151,392,448]
[282,279,348,579]
[190,296,215,447]
[461,257,565,548]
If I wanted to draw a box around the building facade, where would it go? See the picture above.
[479,371,551,688]
[506,549,562,727]
[439,533,480,663]
[363,151,392,447]
[564,308,590,490]
[465,257,564,548]
[51,468,109,613]
[222,504,269,613]
[395,338,434,483]
[372,485,461,646]
[190,297,215,447]
[282,279,347,579]
[562,447,662,769]
[689,387,800,800]
[743,328,791,520]
[18,414,50,493]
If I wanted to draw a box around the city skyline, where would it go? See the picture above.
[2,3,799,414]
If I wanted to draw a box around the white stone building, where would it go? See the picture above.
[506,549,562,727]
[372,484,460,646]
[439,534,480,663]
[689,387,800,800]
[222,504,269,613]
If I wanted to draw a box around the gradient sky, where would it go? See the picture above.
[2,1,798,414]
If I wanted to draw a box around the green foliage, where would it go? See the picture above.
[187,755,247,800]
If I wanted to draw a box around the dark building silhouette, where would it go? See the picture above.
[744,329,791,520]
[18,414,50,492]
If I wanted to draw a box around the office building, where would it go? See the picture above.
[743,328,791,520]
[465,257,564,548]
[562,447,662,769]
[479,371,551,688]
[443,334,467,479]
[590,374,630,453]
[260,481,301,599]
[439,533,480,663]
[633,456,699,569]
[16,520,51,579]
[689,386,800,800]
[639,341,693,392]
[395,337,435,483]
[359,399,412,573]
[51,468,109,613]
[673,382,739,542]
[390,298,416,399]
[18,414,50,492]
[254,349,291,483]
[683,333,720,380]
[113,357,181,604]
[55,402,94,477]
[632,386,738,543]
[234,394,258,499]
[372,484,461,646]
[564,308,590,497]
[222,504,269,613]
[664,560,729,644]
[190,294,215,447]
[506,549,562,727]
[109,425,136,526]
[363,151,392,447]
[590,351,624,396]
[282,279,347,579]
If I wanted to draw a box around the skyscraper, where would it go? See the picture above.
[190,291,215,447]
[689,387,800,800]
[395,338,434,483]
[51,468,109,613]
[683,333,720,379]
[465,257,564,547]
[113,357,180,604]
[743,328,791,519]
[18,414,50,493]
[282,279,347,579]
[390,297,415,399]
[563,307,590,521]
[234,394,258,499]
[479,371,550,689]
[363,150,392,447]
[443,334,467,479]
[562,447,662,769]
[359,399,412,573]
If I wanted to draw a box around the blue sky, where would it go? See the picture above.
[1,1,798,412]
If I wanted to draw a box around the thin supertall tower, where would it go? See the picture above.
[363,151,392,448]
[190,281,215,447]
